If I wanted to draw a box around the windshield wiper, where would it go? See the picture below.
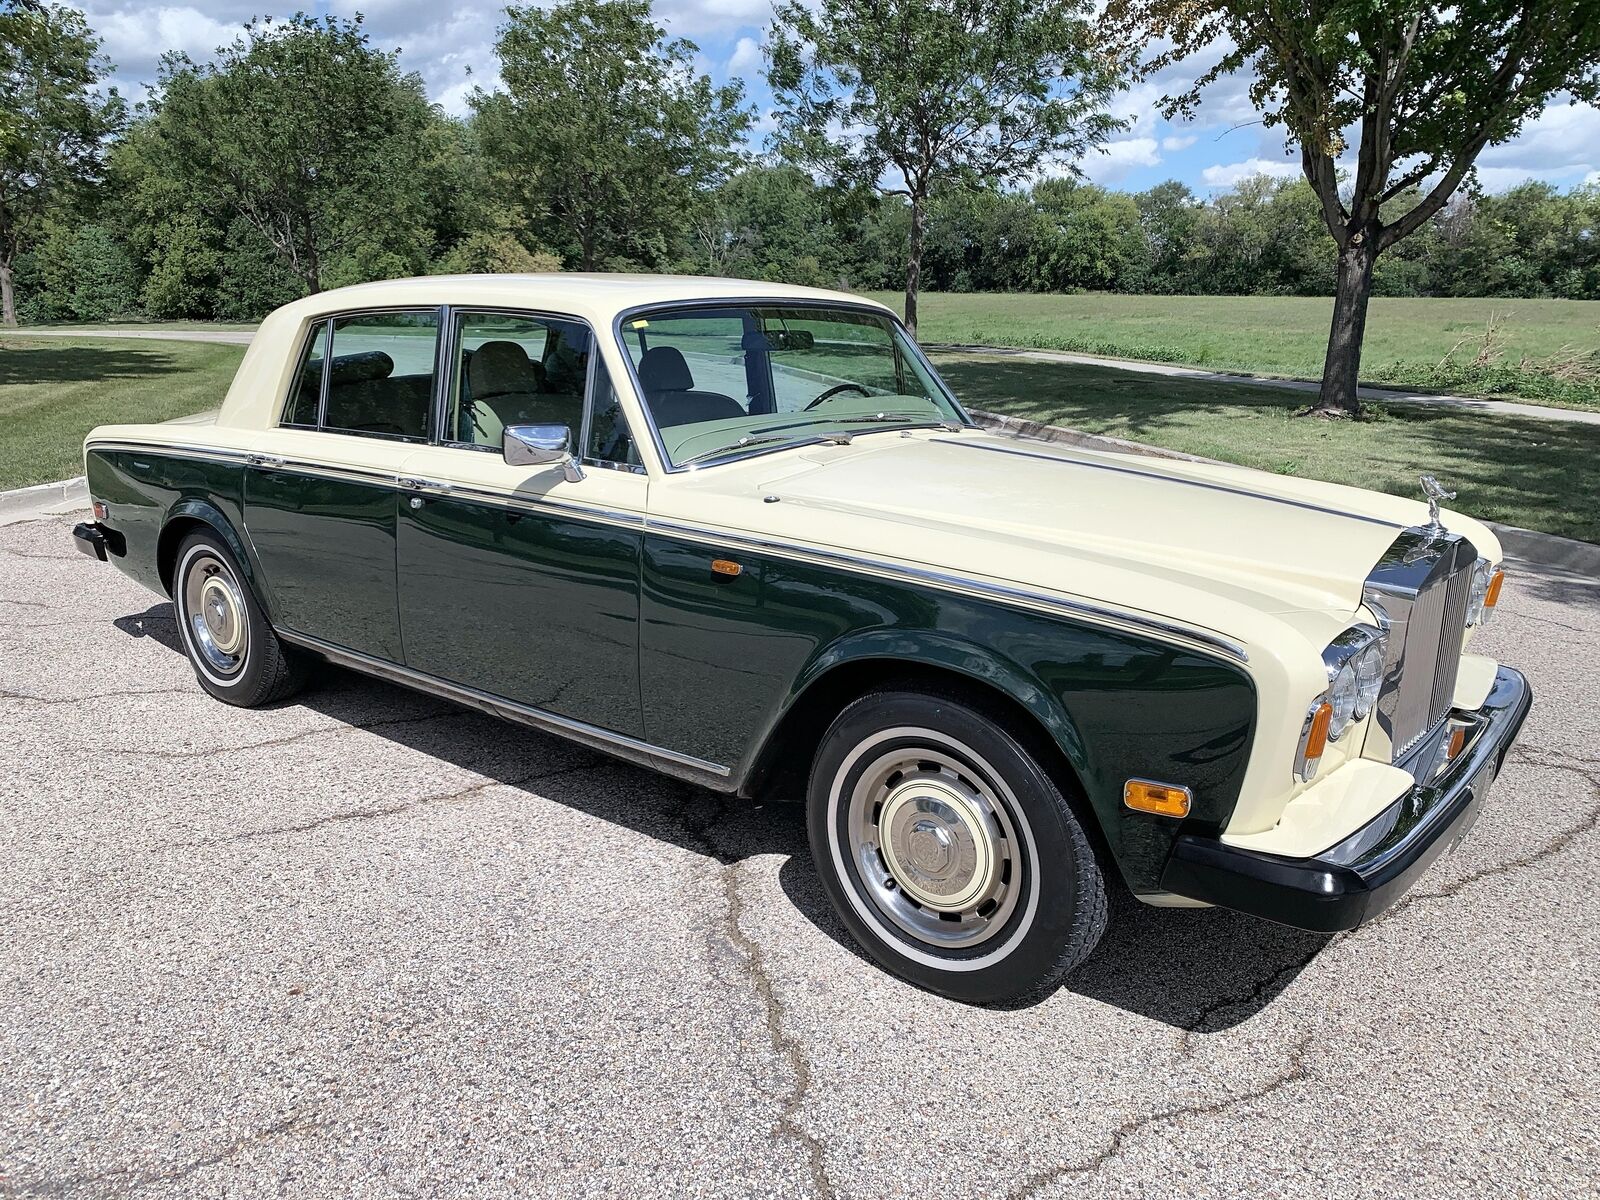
[675,435,799,468]
[829,414,966,431]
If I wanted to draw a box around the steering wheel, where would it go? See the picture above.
[804,383,872,411]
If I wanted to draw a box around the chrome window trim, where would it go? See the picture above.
[941,439,1403,529]
[278,317,332,430]
[610,297,975,476]
[274,626,731,780]
[431,305,636,462]
[643,516,1250,664]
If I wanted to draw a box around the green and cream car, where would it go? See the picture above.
[75,275,1530,1003]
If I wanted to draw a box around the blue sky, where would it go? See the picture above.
[85,1,1600,196]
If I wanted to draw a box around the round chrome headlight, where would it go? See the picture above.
[1353,639,1385,719]
[1328,659,1360,739]
[1322,624,1387,742]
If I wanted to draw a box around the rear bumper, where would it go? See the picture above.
[72,521,109,561]
[1160,665,1532,933]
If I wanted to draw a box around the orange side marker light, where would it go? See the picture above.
[1123,779,1193,818]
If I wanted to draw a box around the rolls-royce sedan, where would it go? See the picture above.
[73,274,1530,1003]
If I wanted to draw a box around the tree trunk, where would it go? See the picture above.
[0,255,15,327]
[1313,235,1379,417]
[903,192,925,337]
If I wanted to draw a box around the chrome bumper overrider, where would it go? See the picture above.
[1160,666,1533,933]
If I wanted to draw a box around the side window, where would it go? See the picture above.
[584,356,638,467]
[322,310,439,441]
[446,312,591,450]
[282,320,329,427]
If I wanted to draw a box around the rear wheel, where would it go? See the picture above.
[807,689,1107,1004]
[173,530,306,707]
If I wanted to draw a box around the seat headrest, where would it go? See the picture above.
[638,345,694,393]
[469,340,535,398]
[311,350,393,387]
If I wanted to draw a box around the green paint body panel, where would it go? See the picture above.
[85,446,1259,895]
[397,493,643,736]
[243,465,404,662]
[641,531,1255,893]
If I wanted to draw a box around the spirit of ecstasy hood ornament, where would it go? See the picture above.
[1420,474,1455,535]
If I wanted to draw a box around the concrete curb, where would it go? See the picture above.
[0,475,87,518]
[969,409,1600,570]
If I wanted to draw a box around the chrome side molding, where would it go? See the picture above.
[273,627,733,783]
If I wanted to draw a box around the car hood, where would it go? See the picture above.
[658,430,1496,636]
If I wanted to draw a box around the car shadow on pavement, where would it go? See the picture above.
[117,603,1329,1030]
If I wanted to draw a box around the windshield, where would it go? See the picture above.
[619,303,967,468]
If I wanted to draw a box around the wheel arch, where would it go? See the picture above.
[157,499,262,601]
[736,631,1105,853]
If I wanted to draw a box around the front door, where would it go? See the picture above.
[395,310,647,737]
[243,308,442,661]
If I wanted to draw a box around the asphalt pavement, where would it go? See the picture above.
[2,507,1597,1198]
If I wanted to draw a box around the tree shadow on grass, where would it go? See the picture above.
[0,342,189,388]
[935,355,1600,544]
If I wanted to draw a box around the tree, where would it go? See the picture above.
[1104,2,1600,416]
[767,0,1122,335]
[146,14,438,295]
[0,1,123,325]
[473,0,751,272]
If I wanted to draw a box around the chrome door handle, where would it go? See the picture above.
[247,454,286,468]
[397,476,453,494]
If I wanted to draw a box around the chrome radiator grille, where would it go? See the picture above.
[1364,531,1477,759]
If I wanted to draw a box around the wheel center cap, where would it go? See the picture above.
[906,821,953,874]
[877,780,998,913]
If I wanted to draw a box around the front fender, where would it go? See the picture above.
[751,625,1096,794]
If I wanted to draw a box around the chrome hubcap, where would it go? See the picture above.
[183,552,248,676]
[846,744,1022,950]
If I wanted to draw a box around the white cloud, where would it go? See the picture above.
[1161,134,1197,151]
[1586,169,1600,187]
[1074,137,1162,185]
[727,35,761,79]
[1199,157,1300,188]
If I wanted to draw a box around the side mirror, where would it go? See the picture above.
[503,424,585,483]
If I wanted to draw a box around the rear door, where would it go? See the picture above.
[243,308,442,662]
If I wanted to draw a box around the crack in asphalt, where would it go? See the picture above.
[97,706,467,760]
[1392,755,1600,914]
[15,1109,318,1196]
[176,760,605,846]
[670,788,835,1199]
[1006,1034,1316,1197]
[1506,611,1593,635]
[0,685,195,706]
[1176,942,1330,1055]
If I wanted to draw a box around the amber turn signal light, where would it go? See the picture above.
[92,500,108,520]
[1298,701,1334,780]
[710,559,743,577]
[1484,569,1505,610]
[1123,779,1193,819]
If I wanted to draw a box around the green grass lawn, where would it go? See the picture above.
[933,352,1600,543]
[874,292,1600,411]
[0,336,245,490]
[1,330,1592,544]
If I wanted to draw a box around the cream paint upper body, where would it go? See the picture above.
[84,274,1501,853]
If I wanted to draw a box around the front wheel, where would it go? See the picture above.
[807,689,1108,1004]
[172,530,307,707]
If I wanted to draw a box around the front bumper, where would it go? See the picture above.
[1160,665,1533,933]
